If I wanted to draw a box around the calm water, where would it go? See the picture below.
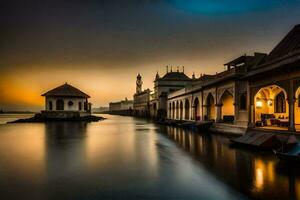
[0,114,299,200]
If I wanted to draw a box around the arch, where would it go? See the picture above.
[49,101,53,111]
[179,101,183,120]
[218,88,234,104]
[79,102,82,111]
[254,85,288,126]
[56,99,64,111]
[206,93,215,120]
[193,98,200,121]
[219,90,234,123]
[184,99,190,120]
[275,91,286,113]
[172,101,175,119]
[176,101,179,119]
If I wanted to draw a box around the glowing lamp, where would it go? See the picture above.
[267,100,273,106]
[256,100,262,108]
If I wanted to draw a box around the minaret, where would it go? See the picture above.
[136,74,143,94]
[155,71,160,80]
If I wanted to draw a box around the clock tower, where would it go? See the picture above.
[136,74,143,94]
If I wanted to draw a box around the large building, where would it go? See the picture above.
[166,24,300,134]
[41,83,91,118]
[133,69,193,119]
[131,24,300,134]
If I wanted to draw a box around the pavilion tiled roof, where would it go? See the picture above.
[42,83,90,98]
[266,24,300,63]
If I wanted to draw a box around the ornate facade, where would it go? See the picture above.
[167,24,300,133]
[133,69,193,119]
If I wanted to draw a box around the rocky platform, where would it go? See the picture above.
[9,113,106,123]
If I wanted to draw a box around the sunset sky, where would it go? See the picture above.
[1,0,300,111]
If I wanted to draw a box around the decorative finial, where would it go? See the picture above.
[177,66,179,72]
[192,72,195,79]
[182,66,185,73]
[166,65,168,73]
[170,66,173,72]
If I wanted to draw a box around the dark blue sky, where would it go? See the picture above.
[1,0,300,110]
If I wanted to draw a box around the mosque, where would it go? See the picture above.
[133,24,300,134]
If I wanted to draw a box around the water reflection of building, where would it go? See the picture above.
[44,122,88,178]
[162,125,300,199]
[45,122,87,140]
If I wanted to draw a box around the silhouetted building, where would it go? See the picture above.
[109,98,133,111]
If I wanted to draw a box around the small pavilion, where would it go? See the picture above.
[41,83,91,118]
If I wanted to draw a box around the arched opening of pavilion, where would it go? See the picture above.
[179,101,183,120]
[193,98,200,121]
[220,90,234,123]
[56,99,64,111]
[254,85,289,129]
[206,93,215,121]
[184,99,190,120]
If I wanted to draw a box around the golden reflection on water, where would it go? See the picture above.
[2,116,300,199]
[85,118,159,177]
[0,124,46,184]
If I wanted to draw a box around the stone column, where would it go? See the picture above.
[191,105,195,121]
[288,99,296,132]
[216,104,222,123]
[233,102,238,125]
[202,105,208,121]
[288,80,296,132]
[249,104,255,127]
[248,85,256,127]
[189,99,192,120]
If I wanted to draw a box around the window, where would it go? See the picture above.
[275,91,286,113]
[49,101,53,111]
[79,102,82,111]
[68,101,74,106]
[239,94,247,110]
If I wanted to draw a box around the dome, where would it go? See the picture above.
[160,72,191,80]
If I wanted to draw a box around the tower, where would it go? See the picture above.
[136,74,143,94]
